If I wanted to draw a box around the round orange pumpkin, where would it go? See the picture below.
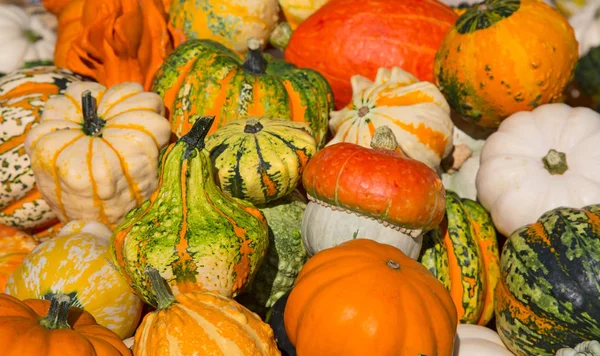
[284,239,458,355]
[0,224,39,291]
[434,0,579,128]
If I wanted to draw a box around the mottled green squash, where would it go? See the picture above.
[420,191,500,326]
[575,45,600,112]
[205,117,317,205]
[111,116,269,306]
[151,38,333,148]
[495,204,600,356]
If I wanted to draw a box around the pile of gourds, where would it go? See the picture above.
[1,0,600,355]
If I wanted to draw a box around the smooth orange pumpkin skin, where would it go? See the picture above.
[302,141,446,231]
[54,0,184,90]
[0,225,39,291]
[0,294,130,355]
[284,0,457,108]
[284,239,458,355]
[42,0,71,14]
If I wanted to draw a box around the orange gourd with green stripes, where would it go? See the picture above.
[0,66,81,231]
[419,191,500,326]
[111,116,269,306]
[151,38,334,148]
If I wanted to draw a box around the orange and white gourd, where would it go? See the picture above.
[328,67,454,170]
[24,81,171,229]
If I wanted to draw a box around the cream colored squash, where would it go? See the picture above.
[557,341,600,356]
[328,67,454,170]
[24,81,171,229]
[278,0,330,29]
[4,220,144,339]
[476,103,600,237]
[454,324,513,356]
[567,1,600,57]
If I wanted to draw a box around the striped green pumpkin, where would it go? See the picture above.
[111,116,269,306]
[495,204,600,356]
[205,117,317,205]
[419,190,500,325]
[151,39,334,148]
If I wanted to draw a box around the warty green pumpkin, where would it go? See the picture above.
[111,116,269,306]
[151,38,333,148]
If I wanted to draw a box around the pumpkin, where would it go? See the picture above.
[168,0,280,54]
[0,66,81,231]
[24,81,171,229]
[284,239,457,355]
[205,117,316,205]
[419,191,500,325]
[0,224,39,291]
[133,268,280,356]
[0,5,55,74]
[568,1,600,57]
[0,293,131,355]
[5,220,144,339]
[557,341,600,356]
[283,0,457,108]
[476,103,600,237]
[152,38,333,148]
[495,204,600,355]
[301,125,446,258]
[112,116,269,306]
[434,0,579,129]
[41,0,70,15]
[54,0,184,90]
[328,66,454,170]
[278,0,330,29]
[454,324,512,356]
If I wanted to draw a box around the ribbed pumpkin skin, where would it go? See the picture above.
[0,224,39,291]
[434,0,579,128]
[283,0,457,108]
[151,39,333,148]
[134,291,280,356]
[0,66,81,231]
[205,117,316,205]
[419,191,500,326]
[495,204,600,355]
[112,118,269,306]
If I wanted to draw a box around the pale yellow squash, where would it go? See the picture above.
[4,220,143,339]
[279,0,331,29]
[328,67,454,170]
[24,81,172,229]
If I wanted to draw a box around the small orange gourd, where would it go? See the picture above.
[0,224,39,291]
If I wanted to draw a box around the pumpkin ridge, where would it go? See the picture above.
[253,136,281,198]
[104,122,161,148]
[50,133,85,220]
[86,138,109,226]
[332,150,361,206]
[172,159,197,290]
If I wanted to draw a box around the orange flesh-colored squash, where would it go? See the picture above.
[0,225,39,291]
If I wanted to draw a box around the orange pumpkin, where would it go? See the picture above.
[0,224,39,291]
[284,239,458,355]
[42,0,71,14]
[54,0,184,90]
[0,293,130,355]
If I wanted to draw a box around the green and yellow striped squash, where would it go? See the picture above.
[151,38,333,148]
[0,66,81,231]
[419,190,500,326]
[111,116,269,307]
[205,117,317,205]
[495,204,600,356]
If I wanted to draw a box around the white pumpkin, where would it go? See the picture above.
[476,103,600,237]
[0,5,56,73]
[567,1,600,57]
[328,67,454,170]
[557,340,600,356]
[24,81,171,229]
[453,325,513,356]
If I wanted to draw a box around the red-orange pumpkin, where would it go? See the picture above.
[283,0,457,108]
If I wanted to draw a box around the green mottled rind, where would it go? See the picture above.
[456,0,520,34]
[205,117,317,205]
[576,46,600,112]
[151,39,333,148]
[237,191,308,315]
[495,204,600,356]
[111,124,269,307]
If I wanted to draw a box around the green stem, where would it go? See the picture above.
[242,38,268,75]
[243,119,264,134]
[268,22,292,51]
[542,149,568,175]
[370,126,399,152]
[145,267,175,310]
[39,294,72,330]
[180,115,216,158]
[24,29,42,43]
[81,91,106,136]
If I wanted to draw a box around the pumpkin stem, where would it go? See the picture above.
[81,90,106,137]
[542,149,568,175]
[145,267,175,310]
[370,126,399,152]
[180,116,216,158]
[39,294,72,330]
[387,260,400,270]
[243,38,268,75]
[244,119,264,134]
[269,22,292,51]
[24,29,42,43]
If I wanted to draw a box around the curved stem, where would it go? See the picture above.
[39,294,71,330]
[81,91,106,136]
[269,22,292,51]
[370,126,399,152]
[145,267,175,310]
[181,115,216,158]
[242,38,268,75]
[542,149,568,175]
[244,119,264,134]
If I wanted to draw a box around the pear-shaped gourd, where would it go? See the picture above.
[111,116,269,306]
